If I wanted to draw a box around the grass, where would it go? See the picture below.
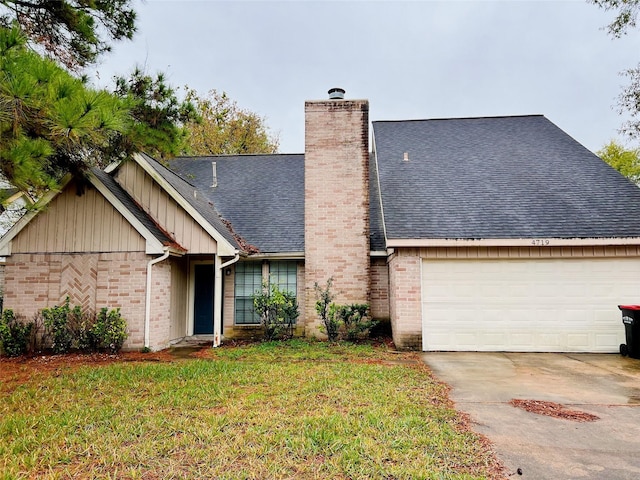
[0,340,499,479]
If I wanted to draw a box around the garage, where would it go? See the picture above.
[421,256,640,352]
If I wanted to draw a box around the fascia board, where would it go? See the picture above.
[386,237,640,248]
[133,153,237,256]
[242,251,305,260]
[371,130,390,249]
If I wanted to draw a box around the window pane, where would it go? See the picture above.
[234,262,262,325]
[270,261,297,296]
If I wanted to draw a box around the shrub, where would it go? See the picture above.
[92,307,128,353]
[315,278,338,341]
[40,299,128,354]
[42,298,74,354]
[332,303,377,341]
[66,305,96,352]
[253,279,299,340]
[0,309,33,357]
[28,312,50,353]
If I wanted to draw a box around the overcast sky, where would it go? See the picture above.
[90,0,640,154]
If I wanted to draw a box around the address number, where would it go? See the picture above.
[531,239,550,246]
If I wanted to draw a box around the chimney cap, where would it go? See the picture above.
[328,87,345,100]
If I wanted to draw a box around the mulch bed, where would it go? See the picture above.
[509,399,599,422]
[0,350,176,394]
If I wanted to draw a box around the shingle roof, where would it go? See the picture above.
[91,168,177,247]
[369,153,386,251]
[373,115,640,240]
[138,153,239,250]
[167,154,305,253]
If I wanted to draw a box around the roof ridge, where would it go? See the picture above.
[174,153,304,160]
[373,114,545,124]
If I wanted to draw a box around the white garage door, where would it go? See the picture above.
[421,257,640,352]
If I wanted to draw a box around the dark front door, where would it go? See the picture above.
[194,264,214,334]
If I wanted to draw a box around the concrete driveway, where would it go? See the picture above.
[421,352,640,479]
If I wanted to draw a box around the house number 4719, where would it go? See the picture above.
[531,239,550,246]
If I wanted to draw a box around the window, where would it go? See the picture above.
[269,261,297,295]
[234,262,262,324]
[233,260,298,325]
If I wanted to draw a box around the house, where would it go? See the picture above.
[2,89,640,352]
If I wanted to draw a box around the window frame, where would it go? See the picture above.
[233,260,298,326]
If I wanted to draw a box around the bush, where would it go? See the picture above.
[0,309,33,357]
[29,312,50,354]
[314,278,377,342]
[314,278,338,341]
[92,307,128,353]
[332,303,377,341]
[42,298,74,354]
[39,298,128,354]
[253,280,299,340]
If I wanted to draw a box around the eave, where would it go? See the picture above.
[385,237,640,248]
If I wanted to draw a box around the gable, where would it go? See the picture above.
[10,180,146,254]
[115,160,219,254]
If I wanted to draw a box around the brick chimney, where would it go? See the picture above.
[304,89,370,336]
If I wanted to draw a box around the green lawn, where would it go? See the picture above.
[0,340,500,479]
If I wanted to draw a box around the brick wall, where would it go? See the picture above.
[4,252,151,350]
[370,257,390,321]
[148,261,172,350]
[303,98,370,336]
[388,249,422,349]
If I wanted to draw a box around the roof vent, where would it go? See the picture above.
[328,87,345,100]
[211,161,218,188]
[403,152,409,162]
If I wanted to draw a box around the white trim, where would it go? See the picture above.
[103,161,121,174]
[420,257,427,352]
[371,130,390,248]
[216,254,240,346]
[370,250,388,257]
[187,259,214,337]
[244,252,304,260]
[133,153,237,256]
[213,255,223,347]
[145,248,170,349]
[386,237,640,248]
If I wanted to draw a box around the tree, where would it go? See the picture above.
[183,88,279,156]
[592,1,640,139]
[597,140,640,184]
[591,0,640,37]
[0,0,136,69]
[107,68,199,160]
[0,25,128,196]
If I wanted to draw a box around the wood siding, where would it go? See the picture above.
[170,256,188,339]
[116,161,217,254]
[12,181,145,253]
[418,245,640,259]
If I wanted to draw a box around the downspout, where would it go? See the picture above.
[213,253,240,347]
[145,247,171,349]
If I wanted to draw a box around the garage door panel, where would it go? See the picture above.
[422,257,638,352]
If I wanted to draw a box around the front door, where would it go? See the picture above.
[193,263,214,334]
